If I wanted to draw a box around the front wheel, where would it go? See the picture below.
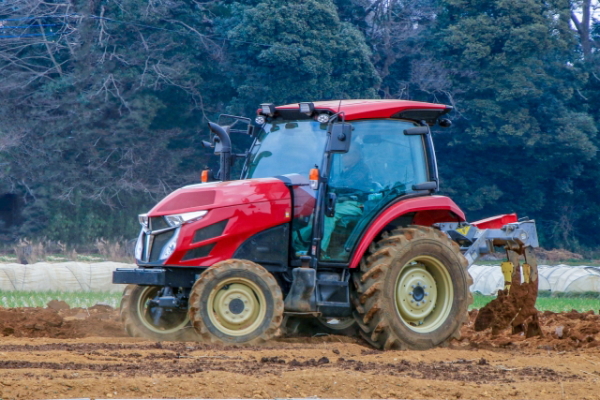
[188,259,284,344]
[120,285,198,341]
[352,226,472,350]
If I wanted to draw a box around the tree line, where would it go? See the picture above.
[0,0,598,251]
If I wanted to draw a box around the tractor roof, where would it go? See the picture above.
[276,99,452,122]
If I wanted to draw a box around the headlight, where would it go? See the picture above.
[134,233,143,260]
[164,210,208,227]
[138,214,149,228]
[160,229,180,260]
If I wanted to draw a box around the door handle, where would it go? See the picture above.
[325,193,337,217]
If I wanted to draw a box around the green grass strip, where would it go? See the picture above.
[0,290,122,309]
[472,292,600,313]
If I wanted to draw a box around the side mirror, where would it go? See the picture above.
[327,123,352,153]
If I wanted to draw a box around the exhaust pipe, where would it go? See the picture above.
[208,122,232,182]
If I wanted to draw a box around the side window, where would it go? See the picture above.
[321,120,428,262]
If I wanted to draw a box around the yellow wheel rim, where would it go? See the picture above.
[207,277,267,337]
[394,256,453,333]
[138,286,189,334]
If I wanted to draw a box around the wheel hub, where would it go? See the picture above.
[396,265,438,324]
[412,285,425,302]
[138,287,189,334]
[210,279,264,336]
[229,298,245,314]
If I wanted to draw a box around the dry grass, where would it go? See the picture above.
[94,238,133,263]
[4,238,134,264]
[534,248,584,262]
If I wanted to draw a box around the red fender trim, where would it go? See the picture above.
[471,213,517,230]
[348,196,465,268]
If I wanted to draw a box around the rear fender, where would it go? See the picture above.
[348,196,465,268]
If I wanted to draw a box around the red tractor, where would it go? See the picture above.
[114,100,541,349]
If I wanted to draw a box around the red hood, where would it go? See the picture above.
[148,177,291,216]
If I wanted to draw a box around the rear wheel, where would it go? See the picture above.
[189,259,284,344]
[352,226,472,350]
[120,285,197,341]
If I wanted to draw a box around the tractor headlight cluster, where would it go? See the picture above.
[138,214,149,228]
[260,103,275,116]
[255,115,266,125]
[134,232,143,260]
[299,102,314,115]
[160,229,180,260]
[164,210,208,228]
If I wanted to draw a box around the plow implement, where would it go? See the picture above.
[438,213,541,337]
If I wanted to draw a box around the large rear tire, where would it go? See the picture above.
[120,285,198,341]
[188,259,284,344]
[352,226,472,350]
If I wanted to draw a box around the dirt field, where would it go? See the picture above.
[0,304,598,400]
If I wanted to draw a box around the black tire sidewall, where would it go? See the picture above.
[194,268,277,343]
[381,238,469,349]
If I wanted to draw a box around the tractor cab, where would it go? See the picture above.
[239,107,442,263]
[203,100,452,264]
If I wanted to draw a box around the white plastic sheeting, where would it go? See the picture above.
[0,262,133,292]
[1,262,599,295]
[468,264,600,295]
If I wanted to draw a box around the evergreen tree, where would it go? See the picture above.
[0,0,220,242]
[434,0,597,249]
[222,0,380,115]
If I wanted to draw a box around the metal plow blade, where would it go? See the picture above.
[438,215,542,338]
[474,247,542,337]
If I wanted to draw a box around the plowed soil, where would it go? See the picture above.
[0,305,598,400]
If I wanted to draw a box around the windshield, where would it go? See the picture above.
[243,120,328,179]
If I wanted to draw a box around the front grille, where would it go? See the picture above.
[147,229,176,262]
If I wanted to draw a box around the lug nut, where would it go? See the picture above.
[409,292,413,296]
[425,292,429,296]
[410,300,414,303]
[416,302,420,306]
[411,285,415,288]
[422,300,426,304]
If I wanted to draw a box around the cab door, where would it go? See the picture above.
[320,119,430,262]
